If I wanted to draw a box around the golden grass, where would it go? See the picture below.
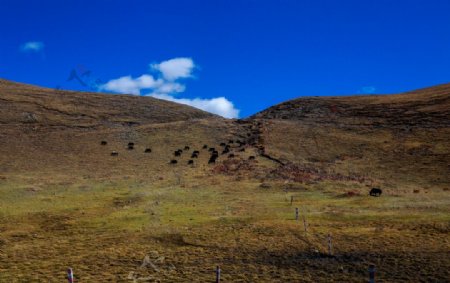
[0,173,449,282]
[1,80,449,281]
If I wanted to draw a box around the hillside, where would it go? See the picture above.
[0,79,449,282]
[249,84,450,189]
[252,83,450,128]
[0,79,215,128]
[0,78,449,186]
[0,79,263,177]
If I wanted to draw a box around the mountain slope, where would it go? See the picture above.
[248,83,450,188]
[0,79,449,282]
[0,78,448,188]
[0,79,258,177]
[252,83,450,128]
[0,79,215,128]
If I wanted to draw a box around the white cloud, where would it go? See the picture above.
[151,93,239,119]
[150,57,195,81]
[155,82,185,94]
[101,74,162,95]
[20,41,45,53]
[101,57,239,118]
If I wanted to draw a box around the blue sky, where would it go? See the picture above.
[1,0,449,118]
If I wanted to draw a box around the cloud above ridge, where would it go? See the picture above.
[150,57,195,81]
[101,58,239,118]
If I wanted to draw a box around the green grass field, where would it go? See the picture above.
[1,173,448,282]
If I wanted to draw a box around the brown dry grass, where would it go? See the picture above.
[0,175,449,282]
[0,79,449,282]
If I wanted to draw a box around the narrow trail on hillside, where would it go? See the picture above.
[238,119,286,166]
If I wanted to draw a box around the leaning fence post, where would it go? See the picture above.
[295,207,299,221]
[216,265,221,283]
[302,213,308,232]
[327,233,332,255]
[67,268,74,283]
[369,264,375,283]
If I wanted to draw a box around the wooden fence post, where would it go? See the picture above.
[302,213,308,232]
[295,207,299,221]
[290,196,294,205]
[216,265,221,283]
[327,233,332,255]
[369,264,375,283]
[67,268,74,283]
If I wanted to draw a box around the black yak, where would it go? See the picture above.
[101,141,107,145]
[369,188,382,197]
[144,148,152,153]
[170,159,178,164]
[111,151,118,156]
[248,156,255,160]
[184,146,190,150]
[188,160,194,165]
[203,144,208,149]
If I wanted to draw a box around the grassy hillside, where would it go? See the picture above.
[0,79,215,127]
[250,83,450,189]
[0,80,448,282]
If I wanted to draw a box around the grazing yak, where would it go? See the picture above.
[369,188,382,197]
[128,142,134,146]
[188,160,194,165]
[184,146,190,150]
[144,148,152,153]
[248,156,255,160]
[208,147,215,152]
[220,142,226,147]
[193,150,200,155]
[203,144,208,149]
[209,151,219,163]
[101,141,107,145]
[170,159,178,164]
[191,152,198,158]
[111,151,119,156]
[127,145,134,150]
[174,150,181,157]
